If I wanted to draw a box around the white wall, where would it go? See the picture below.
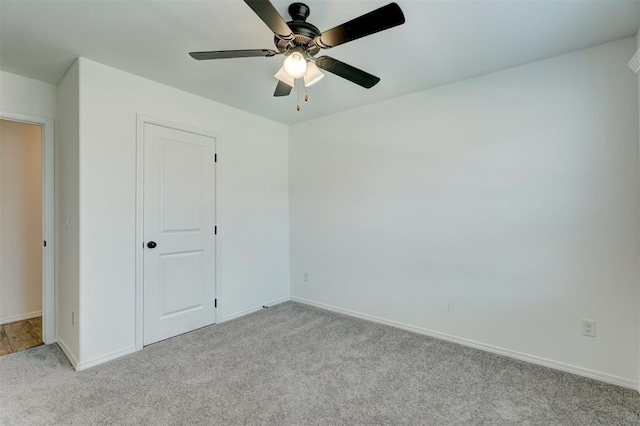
[56,61,80,365]
[76,58,289,366]
[0,120,42,324]
[0,71,57,119]
[289,37,639,388]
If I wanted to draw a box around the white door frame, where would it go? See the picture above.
[135,114,220,351]
[0,110,55,345]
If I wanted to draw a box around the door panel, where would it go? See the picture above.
[160,250,203,318]
[161,141,203,232]
[143,123,216,346]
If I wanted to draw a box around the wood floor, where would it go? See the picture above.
[0,317,42,356]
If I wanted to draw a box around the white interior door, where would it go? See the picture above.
[143,123,216,346]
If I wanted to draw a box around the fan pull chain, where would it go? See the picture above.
[296,80,301,111]
[304,87,309,102]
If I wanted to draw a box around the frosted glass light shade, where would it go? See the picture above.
[283,51,308,78]
[274,66,295,87]
[304,62,325,87]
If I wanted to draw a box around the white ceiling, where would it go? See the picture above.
[1,0,638,124]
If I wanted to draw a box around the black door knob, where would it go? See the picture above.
[147,241,157,249]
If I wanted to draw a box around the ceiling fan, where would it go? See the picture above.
[189,1,405,100]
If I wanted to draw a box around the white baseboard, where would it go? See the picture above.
[291,297,638,390]
[76,345,138,371]
[0,310,42,325]
[219,296,291,323]
[56,337,78,370]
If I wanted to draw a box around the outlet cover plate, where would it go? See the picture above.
[582,319,596,337]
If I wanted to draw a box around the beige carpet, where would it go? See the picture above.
[1,302,639,424]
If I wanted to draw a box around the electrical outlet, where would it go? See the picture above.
[304,272,309,282]
[72,311,75,326]
[582,319,596,337]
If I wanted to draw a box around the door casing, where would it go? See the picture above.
[0,110,55,345]
[135,114,220,350]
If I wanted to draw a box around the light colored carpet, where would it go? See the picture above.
[1,302,639,425]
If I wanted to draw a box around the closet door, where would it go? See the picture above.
[143,123,216,345]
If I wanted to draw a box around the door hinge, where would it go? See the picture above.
[43,240,47,247]
[215,226,217,235]
[214,153,217,162]
[215,298,217,308]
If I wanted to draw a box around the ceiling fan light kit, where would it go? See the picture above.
[189,0,406,111]
[303,62,324,87]
[274,66,295,87]
[283,48,308,78]
[275,60,323,90]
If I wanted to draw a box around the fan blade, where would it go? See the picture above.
[274,80,293,97]
[189,49,277,60]
[315,56,380,89]
[315,3,405,49]
[244,0,294,41]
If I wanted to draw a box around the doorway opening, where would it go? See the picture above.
[0,119,43,354]
[0,114,54,355]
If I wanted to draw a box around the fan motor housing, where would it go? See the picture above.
[274,3,321,55]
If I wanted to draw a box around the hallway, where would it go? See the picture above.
[0,317,42,356]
